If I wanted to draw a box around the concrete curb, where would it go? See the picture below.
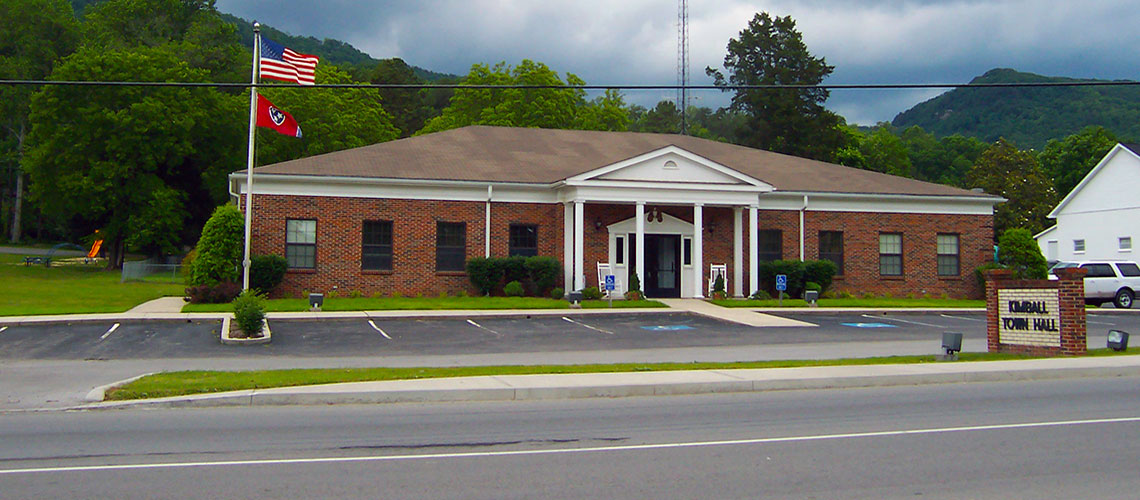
[220,317,272,345]
[85,372,155,402]
[81,357,1140,410]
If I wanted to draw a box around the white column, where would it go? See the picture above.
[799,195,808,261]
[636,202,645,294]
[693,203,703,298]
[574,200,585,291]
[563,202,573,292]
[733,207,743,297]
[749,205,758,297]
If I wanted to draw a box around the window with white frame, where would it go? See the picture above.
[937,234,959,276]
[285,219,317,269]
[1120,237,1132,251]
[1074,239,1085,253]
[879,233,903,276]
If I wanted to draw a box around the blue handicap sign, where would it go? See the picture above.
[775,274,788,291]
[641,325,695,331]
[841,322,897,328]
[604,274,616,291]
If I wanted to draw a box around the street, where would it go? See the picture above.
[2,376,1139,499]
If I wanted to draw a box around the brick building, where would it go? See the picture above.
[230,126,1002,299]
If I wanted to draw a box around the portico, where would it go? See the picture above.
[557,145,773,298]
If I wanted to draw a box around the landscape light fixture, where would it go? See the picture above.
[309,292,324,311]
[939,332,963,361]
[1107,330,1130,351]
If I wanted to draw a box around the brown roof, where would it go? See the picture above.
[252,125,996,198]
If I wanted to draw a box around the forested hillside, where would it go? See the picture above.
[892,68,1140,149]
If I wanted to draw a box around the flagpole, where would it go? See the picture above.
[242,22,260,291]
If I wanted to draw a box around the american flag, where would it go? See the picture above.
[259,37,319,85]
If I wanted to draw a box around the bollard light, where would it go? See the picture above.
[1108,330,1130,351]
[942,332,963,355]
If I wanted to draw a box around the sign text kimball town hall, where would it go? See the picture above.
[985,267,1087,356]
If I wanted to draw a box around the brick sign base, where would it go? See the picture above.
[985,268,1087,356]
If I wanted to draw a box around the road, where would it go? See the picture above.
[2,376,1138,499]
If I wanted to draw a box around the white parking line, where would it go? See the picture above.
[466,319,502,338]
[367,320,392,340]
[939,314,984,322]
[99,323,120,341]
[562,316,614,335]
[861,314,943,328]
[2,415,1136,476]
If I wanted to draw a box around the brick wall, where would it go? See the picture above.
[246,194,561,298]
[246,195,991,299]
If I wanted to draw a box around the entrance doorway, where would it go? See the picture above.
[644,234,681,298]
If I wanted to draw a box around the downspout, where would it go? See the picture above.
[799,195,808,261]
[485,185,493,258]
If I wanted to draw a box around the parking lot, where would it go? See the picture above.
[1,310,1135,361]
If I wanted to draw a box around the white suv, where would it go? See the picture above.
[1050,261,1140,308]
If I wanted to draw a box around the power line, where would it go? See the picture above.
[0,79,1138,90]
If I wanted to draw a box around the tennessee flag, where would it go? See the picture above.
[255,95,302,138]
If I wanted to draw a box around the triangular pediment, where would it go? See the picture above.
[568,146,772,189]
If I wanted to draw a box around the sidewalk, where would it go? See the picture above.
[85,354,1140,410]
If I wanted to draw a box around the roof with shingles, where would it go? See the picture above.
[252,125,999,199]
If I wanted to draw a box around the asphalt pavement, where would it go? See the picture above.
[1,300,1138,411]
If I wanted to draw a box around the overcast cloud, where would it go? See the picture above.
[217,0,1140,125]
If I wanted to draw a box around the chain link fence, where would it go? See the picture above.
[121,256,186,283]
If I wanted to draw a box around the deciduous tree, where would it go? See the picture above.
[706,12,846,161]
[1038,125,1117,198]
[966,138,1057,237]
[0,0,81,243]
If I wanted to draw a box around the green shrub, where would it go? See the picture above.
[712,274,726,294]
[804,281,821,292]
[466,257,502,296]
[583,286,603,300]
[998,228,1047,279]
[232,290,266,337]
[249,254,287,294]
[550,287,565,299]
[525,256,561,295]
[189,205,244,286]
[758,260,806,296]
[628,272,641,293]
[501,256,528,284]
[803,260,838,292]
[749,289,771,300]
[503,280,525,297]
[455,290,467,298]
[185,282,241,304]
[350,290,363,298]
[974,261,1006,292]
[371,292,384,299]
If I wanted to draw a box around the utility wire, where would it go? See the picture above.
[0,80,1138,90]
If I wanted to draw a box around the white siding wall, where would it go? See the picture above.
[1038,147,1140,262]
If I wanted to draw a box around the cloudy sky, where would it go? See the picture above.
[216,0,1140,125]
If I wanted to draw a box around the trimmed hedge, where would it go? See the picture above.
[468,255,562,296]
[250,254,287,295]
[757,260,837,297]
[188,205,244,287]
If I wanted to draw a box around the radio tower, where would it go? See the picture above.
[676,0,689,134]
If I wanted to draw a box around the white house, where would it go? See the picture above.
[1036,143,1140,263]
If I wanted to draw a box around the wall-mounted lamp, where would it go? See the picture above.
[707,220,716,234]
[646,207,663,223]
[594,218,603,230]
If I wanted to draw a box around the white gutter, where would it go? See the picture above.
[485,185,493,258]
[800,195,808,261]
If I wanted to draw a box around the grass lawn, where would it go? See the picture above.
[711,297,986,308]
[182,295,668,312]
[106,349,1135,400]
[0,254,184,316]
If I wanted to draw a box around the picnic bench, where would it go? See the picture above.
[23,243,88,267]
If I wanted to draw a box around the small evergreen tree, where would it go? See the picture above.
[189,205,244,286]
[998,228,1048,279]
